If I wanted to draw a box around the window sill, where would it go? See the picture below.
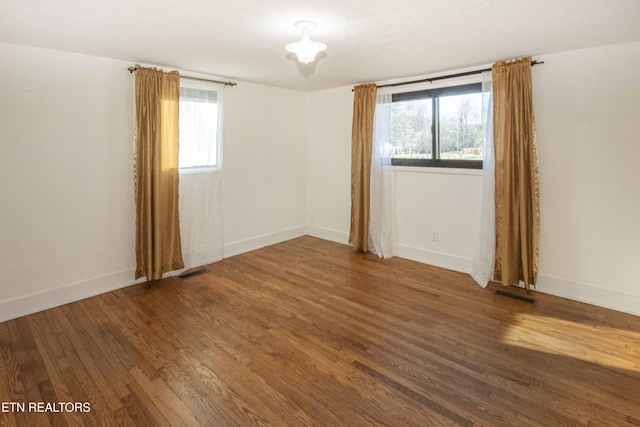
[391,166,482,176]
[179,166,221,174]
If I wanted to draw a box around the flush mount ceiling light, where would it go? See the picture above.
[285,21,327,64]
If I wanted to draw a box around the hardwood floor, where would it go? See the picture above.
[1,236,639,426]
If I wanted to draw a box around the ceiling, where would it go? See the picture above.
[2,0,640,91]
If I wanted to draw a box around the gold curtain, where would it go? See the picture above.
[134,65,184,280]
[349,83,377,252]
[492,58,540,289]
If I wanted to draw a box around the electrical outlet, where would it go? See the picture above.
[431,230,439,242]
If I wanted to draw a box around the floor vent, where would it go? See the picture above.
[178,268,209,280]
[495,290,536,304]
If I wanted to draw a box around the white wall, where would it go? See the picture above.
[534,41,640,313]
[223,81,307,256]
[305,87,354,243]
[0,43,136,320]
[394,168,482,272]
[0,42,307,321]
[306,40,640,316]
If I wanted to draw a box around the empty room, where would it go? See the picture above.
[1,0,639,425]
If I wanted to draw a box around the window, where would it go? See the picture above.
[179,82,221,168]
[390,83,483,169]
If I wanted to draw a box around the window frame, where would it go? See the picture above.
[390,82,483,170]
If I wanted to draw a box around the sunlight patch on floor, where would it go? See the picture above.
[501,313,640,372]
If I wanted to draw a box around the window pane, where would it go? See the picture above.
[390,99,433,159]
[439,93,483,160]
[179,88,218,168]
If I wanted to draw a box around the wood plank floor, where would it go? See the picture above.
[1,236,639,426]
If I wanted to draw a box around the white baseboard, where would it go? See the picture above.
[306,225,350,245]
[535,274,640,317]
[384,242,640,318]
[0,269,145,323]
[0,225,307,323]
[2,229,638,323]
[223,225,307,258]
[395,243,472,274]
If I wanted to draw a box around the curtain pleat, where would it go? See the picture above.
[492,58,540,289]
[134,65,184,280]
[349,83,377,252]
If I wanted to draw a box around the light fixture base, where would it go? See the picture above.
[294,21,317,31]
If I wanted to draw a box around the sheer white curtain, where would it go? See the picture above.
[368,89,396,258]
[470,71,495,287]
[178,79,224,270]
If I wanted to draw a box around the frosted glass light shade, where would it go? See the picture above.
[285,21,327,64]
[285,40,327,64]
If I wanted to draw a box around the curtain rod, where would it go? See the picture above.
[355,60,544,91]
[127,66,237,87]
